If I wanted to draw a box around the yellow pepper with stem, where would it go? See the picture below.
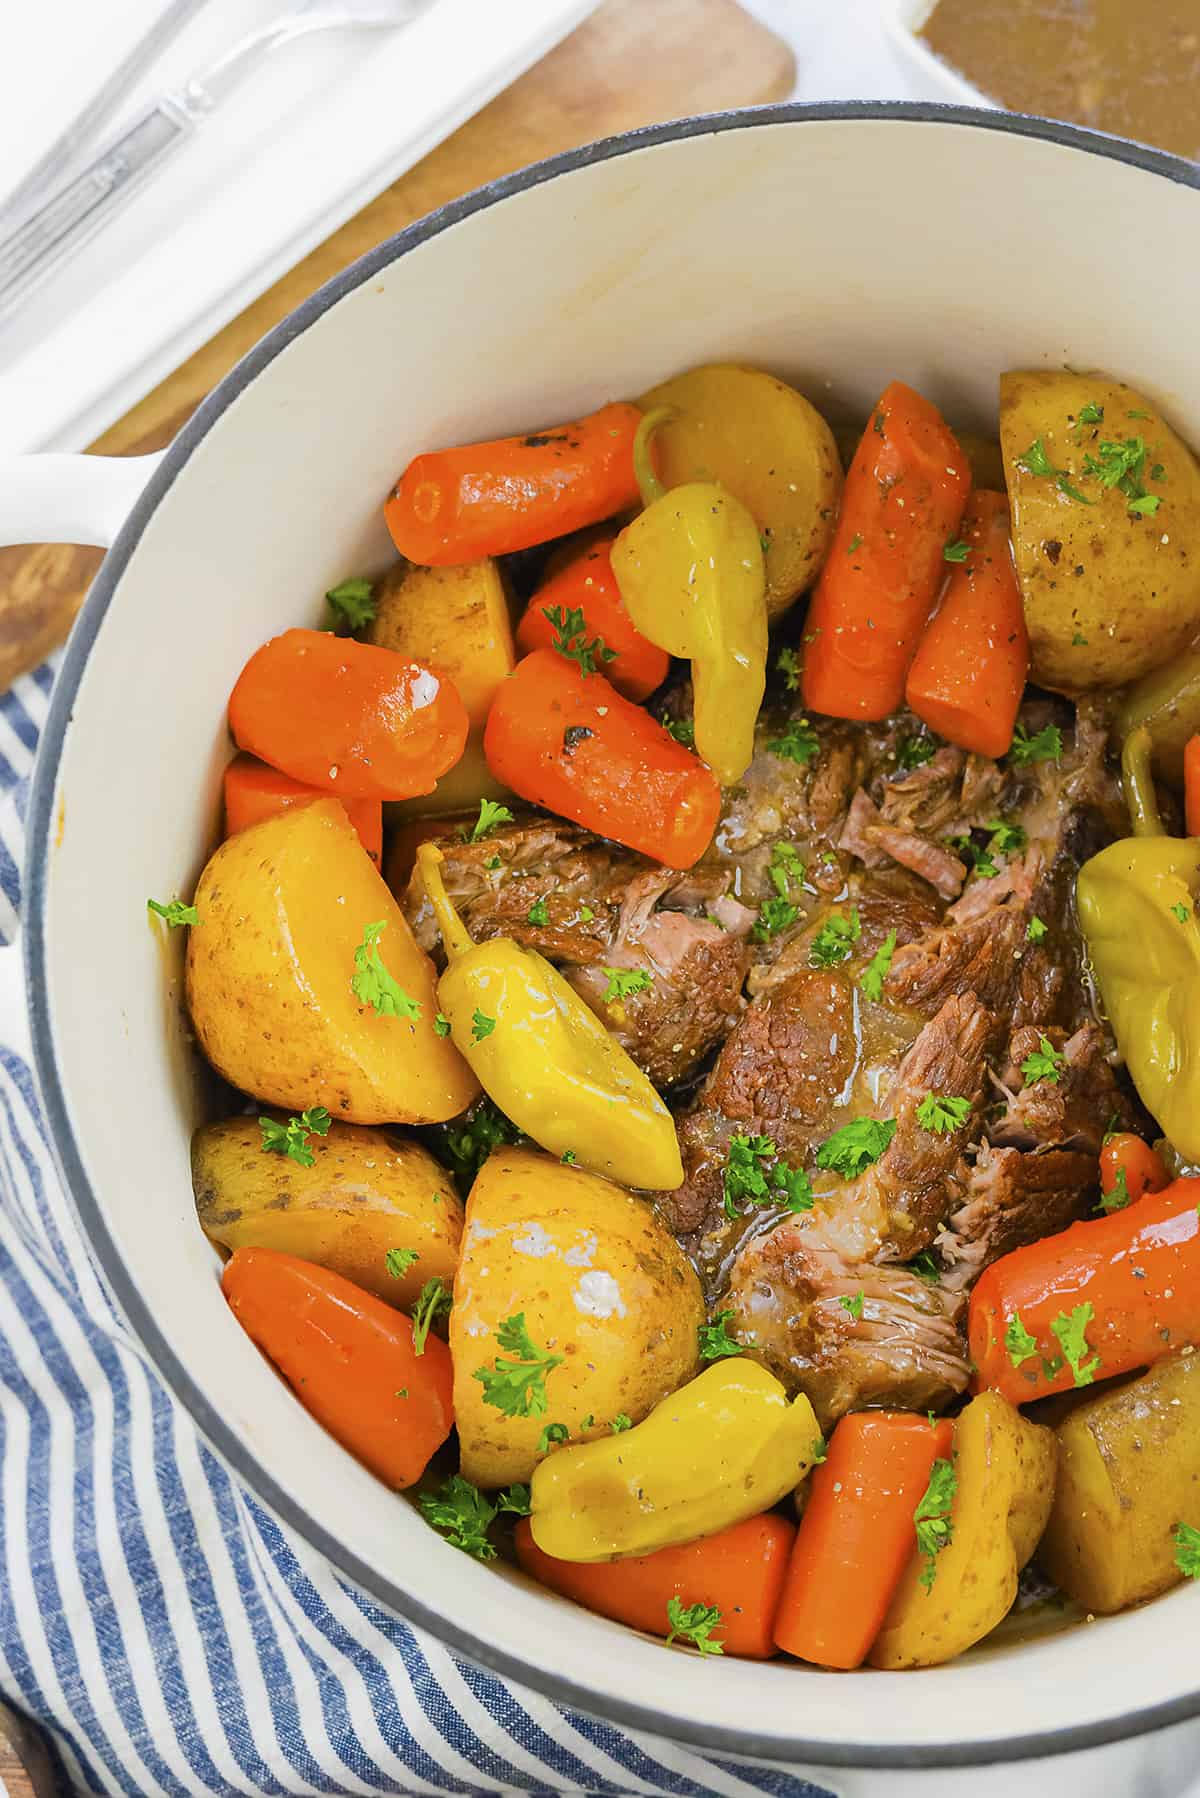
[416,843,683,1190]
[610,407,768,784]
[529,1358,819,1561]
[1077,726,1200,1162]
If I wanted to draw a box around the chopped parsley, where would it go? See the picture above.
[809,908,862,968]
[943,538,970,563]
[769,716,821,766]
[916,1093,972,1135]
[385,1247,419,1280]
[907,1250,941,1286]
[896,733,937,771]
[753,896,799,942]
[474,1313,563,1418]
[419,1475,497,1559]
[1009,723,1064,765]
[610,1413,632,1433]
[698,1309,744,1360]
[859,929,897,1003]
[847,532,865,556]
[722,1134,813,1219]
[464,798,514,842]
[665,1598,724,1656]
[1027,916,1048,943]
[433,1012,452,1037]
[471,1009,496,1043]
[496,1484,532,1516]
[816,1116,896,1178]
[987,817,1027,857]
[776,647,801,691]
[769,839,806,897]
[810,1435,828,1465]
[441,1098,520,1185]
[1081,434,1163,516]
[325,576,376,631]
[1174,1523,1200,1580]
[1020,1035,1065,1086]
[1005,1311,1039,1370]
[1077,402,1104,428]
[1098,1167,1131,1214]
[1050,1302,1100,1387]
[258,1107,331,1168]
[837,1291,865,1321]
[662,714,696,746]
[544,604,617,676]
[526,898,550,926]
[411,1277,452,1354]
[1018,438,1093,506]
[561,1149,577,1166]
[601,967,654,1004]
[147,897,199,928]
[352,922,420,1018]
[537,1422,569,1454]
[914,1458,957,1591]
[1173,902,1191,924]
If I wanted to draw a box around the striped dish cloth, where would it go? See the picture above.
[0,660,834,1798]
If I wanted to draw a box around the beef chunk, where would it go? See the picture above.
[839,789,968,898]
[724,1218,970,1428]
[877,745,967,836]
[991,1022,1137,1155]
[888,902,1028,1016]
[937,1144,1097,1294]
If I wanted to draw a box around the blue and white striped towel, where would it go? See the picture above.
[0,659,836,1798]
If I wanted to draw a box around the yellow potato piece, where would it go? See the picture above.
[451,1146,703,1488]
[186,799,479,1123]
[368,559,516,819]
[869,1393,1056,1670]
[1000,370,1200,691]
[192,1115,462,1306]
[1038,1354,1200,1614]
[638,363,842,618]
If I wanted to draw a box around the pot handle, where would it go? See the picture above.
[0,450,163,548]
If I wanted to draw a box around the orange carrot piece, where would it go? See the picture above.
[1099,1132,1170,1208]
[484,649,720,868]
[385,403,642,565]
[228,627,467,802]
[904,490,1029,757]
[1185,734,1200,836]
[969,1176,1200,1405]
[515,1512,794,1659]
[516,537,670,703]
[223,753,382,863]
[802,381,970,722]
[773,1412,954,1669]
[222,1247,453,1490]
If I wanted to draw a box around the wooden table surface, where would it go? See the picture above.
[0,0,790,1786]
[0,0,792,694]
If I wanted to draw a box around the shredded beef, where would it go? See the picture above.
[936,1144,1097,1294]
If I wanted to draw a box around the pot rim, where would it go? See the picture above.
[24,102,1200,1769]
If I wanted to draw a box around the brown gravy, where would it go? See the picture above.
[920,0,1200,161]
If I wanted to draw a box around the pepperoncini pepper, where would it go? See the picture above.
[610,407,767,784]
[1077,726,1200,1161]
[529,1359,819,1561]
[416,843,683,1190]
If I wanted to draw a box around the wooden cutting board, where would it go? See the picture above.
[0,0,792,692]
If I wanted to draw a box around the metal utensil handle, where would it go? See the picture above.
[0,98,196,320]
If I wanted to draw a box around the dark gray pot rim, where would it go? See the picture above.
[24,101,1200,1771]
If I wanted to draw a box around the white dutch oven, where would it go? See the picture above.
[3,106,1200,1791]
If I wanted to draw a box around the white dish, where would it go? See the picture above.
[0,0,599,456]
[880,1,996,110]
[3,102,1200,1778]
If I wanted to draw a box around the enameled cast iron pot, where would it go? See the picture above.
[3,106,1200,1790]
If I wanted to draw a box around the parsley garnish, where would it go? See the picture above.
[1005,1311,1039,1370]
[147,897,199,928]
[258,1107,331,1167]
[776,648,801,691]
[1051,1302,1100,1386]
[896,733,937,770]
[1009,722,1064,765]
[1027,916,1048,943]
[908,1250,940,1286]
[464,798,514,842]
[811,1435,828,1464]
[847,533,865,556]
[665,1598,724,1656]
[411,1277,451,1354]
[988,817,1027,857]
[1018,438,1093,506]
[915,1458,957,1591]
[561,1149,577,1166]
[769,717,821,765]
[1081,434,1163,516]
[385,1247,419,1279]
[838,1291,865,1321]
[601,967,654,1004]
[471,1009,496,1042]
[538,1422,569,1453]
[859,929,897,1002]
[474,1313,563,1418]
[441,1098,520,1186]
[610,1412,632,1433]
[1174,1523,1200,1580]
[1098,1167,1131,1214]
[662,714,696,746]
[1020,1035,1065,1086]
[753,896,798,942]
[722,1134,812,1219]
[943,539,970,563]
[419,1475,497,1559]
[433,1012,451,1037]
[1173,902,1191,924]
[699,1310,744,1360]
[544,604,617,676]
[352,922,420,1018]
[1077,402,1104,428]
[816,1117,896,1178]
[916,1093,972,1135]
[497,1484,532,1516]
[769,839,806,897]
[325,576,376,631]
[809,908,861,968]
